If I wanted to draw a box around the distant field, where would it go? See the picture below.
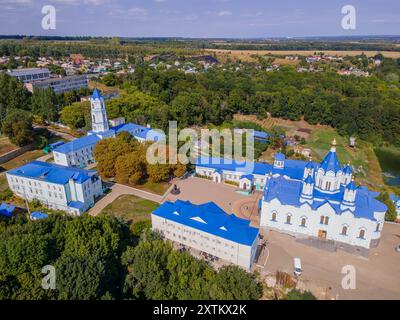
[206,48,400,59]
[100,194,158,225]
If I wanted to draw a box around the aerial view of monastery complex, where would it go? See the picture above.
[0,0,399,304]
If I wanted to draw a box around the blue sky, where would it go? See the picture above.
[0,0,399,37]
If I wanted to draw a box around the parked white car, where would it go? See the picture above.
[294,258,302,276]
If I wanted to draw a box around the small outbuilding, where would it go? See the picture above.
[0,203,15,218]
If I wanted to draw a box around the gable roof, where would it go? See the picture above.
[7,161,96,185]
[152,200,259,246]
[263,176,387,220]
[53,134,100,154]
[196,156,316,180]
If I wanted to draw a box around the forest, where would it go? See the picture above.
[2,57,400,148]
[0,213,264,300]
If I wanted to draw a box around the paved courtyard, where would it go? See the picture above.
[257,223,400,300]
[163,176,257,214]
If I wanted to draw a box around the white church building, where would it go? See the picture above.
[196,139,387,251]
[53,89,163,168]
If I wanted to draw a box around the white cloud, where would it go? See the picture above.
[52,0,109,5]
[218,10,232,16]
[110,7,148,18]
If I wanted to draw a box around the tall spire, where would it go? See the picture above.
[330,138,337,152]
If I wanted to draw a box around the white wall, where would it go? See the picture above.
[53,144,96,168]
[260,198,385,249]
[6,172,103,215]
[152,214,258,270]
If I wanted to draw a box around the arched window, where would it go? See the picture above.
[324,216,329,225]
[359,229,365,239]
[271,212,277,222]
[326,181,331,190]
[286,215,291,224]
[341,226,347,235]
[92,114,96,123]
[301,218,306,227]
[320,215,324,224]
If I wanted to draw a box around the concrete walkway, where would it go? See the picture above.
[89,183,163,216]
[36,153,53,162]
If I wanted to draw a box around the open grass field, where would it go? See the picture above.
[233,114,386,190]
[100,194,158,224]
[88,80,121,95]
[306,128,384,189]
[206,48,400,60]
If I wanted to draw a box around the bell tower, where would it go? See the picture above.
[90,89,109,133]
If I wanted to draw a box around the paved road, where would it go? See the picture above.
[257,224,400,300]
[34,125,76,141]
[89,183,163,216]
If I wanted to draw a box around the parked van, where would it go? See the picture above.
[293,258,302,276]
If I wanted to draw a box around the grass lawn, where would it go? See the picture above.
[133,181,170,196]
[100,194,159,224]
[0,174,8,193]
[1,149,44,171]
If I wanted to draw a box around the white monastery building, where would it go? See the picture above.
[195,139,387,252]
[152,200,259,270]
[6,161,103,215]
[53,89,163,168]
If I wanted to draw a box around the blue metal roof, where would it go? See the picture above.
[111,123,164,142]
[49,141,65,149]
[240,174,254,180]
[196,156,316,180]
[91,88,103,100]
[30,211,48,220]
[53,134,100,154]
[264,176,387,220]
[68,201,85,209]
[0,203,15,218]
[343,164,353,174]
[305,161,314,169]
[8,161,96,185]
[274,152,286,161]
[346,180,358,191]
[304,175,314,184]
[152,200,259,246]
[319,150,342,174]
[252,130,270,140]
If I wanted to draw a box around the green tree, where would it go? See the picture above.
[31,88,58,121]
[209,266,262,300]
[285,289,316,300]
[147,163,170,183]
[1,109,34,146]
[376,192,398,222]
[59,101,90,129]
